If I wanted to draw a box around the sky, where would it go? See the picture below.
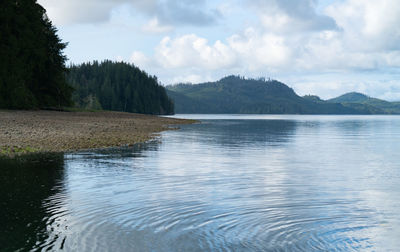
[37,0,400,100]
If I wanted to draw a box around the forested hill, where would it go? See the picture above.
[67,61,174,115]
[0,0,73,109]
[326,92,400,114]
[166,76,400,114]
[328,92,370,103]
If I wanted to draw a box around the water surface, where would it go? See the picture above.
[2,115,400,251]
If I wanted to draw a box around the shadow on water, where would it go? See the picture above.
[0,142,158,251]
[67,140,161,160]
[0,153,65,251]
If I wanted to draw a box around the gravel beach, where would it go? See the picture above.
[0,110,194,156]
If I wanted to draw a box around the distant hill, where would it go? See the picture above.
[167,76,366,114]
[327,92,400,114]
[166,76,400,114]
[328,92,370,103]
[67,61,174,115]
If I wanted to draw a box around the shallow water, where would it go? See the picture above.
[2,115,400,251]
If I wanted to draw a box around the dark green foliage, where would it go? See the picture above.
[167,76,362,114]
[67,61,174,115]
[0,0,72,109]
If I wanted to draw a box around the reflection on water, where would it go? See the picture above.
[0,154,65,251]
[2,115,400,251]
[187,120,297,147]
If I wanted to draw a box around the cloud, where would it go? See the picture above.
[141,0,400,73]
[326,0,400,51]
[227,28,291,70]
[248,0,338,33]
[130,51,152,68]
[130,29,291,74]
[142,17,174,33]
[148,34,237,70]
[38,0,220,26]
[151,0,220,26]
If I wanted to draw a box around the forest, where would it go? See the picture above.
[67,61,174,115]
[0,0,174,115]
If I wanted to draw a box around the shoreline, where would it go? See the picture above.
[0,110,195,157]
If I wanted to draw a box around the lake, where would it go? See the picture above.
[1,115,400,251]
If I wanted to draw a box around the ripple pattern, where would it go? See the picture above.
[10,115,400,251]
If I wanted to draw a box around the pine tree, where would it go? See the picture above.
[0,0,72,109]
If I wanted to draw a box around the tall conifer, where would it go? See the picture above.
[0,0,72,109]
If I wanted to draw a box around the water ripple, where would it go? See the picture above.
[7,116,400,251]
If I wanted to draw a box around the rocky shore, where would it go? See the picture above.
[0,110,194,156]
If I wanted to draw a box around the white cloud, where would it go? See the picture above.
[130,51,152,69]
[153,34,236,69]
[326,0,400,51]
[142,17,174,34]
[228,28,291,70]
[132,28,291,74]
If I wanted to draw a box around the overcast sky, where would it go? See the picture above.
[38,0,400,100]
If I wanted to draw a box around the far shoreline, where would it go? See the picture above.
[0,110,196,157]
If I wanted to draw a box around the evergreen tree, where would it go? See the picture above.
[0,0,72,109]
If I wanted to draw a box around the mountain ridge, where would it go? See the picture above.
[166,76,400,114]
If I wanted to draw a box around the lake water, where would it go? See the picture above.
[2,115,400,251]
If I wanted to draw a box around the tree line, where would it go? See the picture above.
[67,61,174,115]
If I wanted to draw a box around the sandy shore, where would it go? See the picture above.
[0,110,194,156]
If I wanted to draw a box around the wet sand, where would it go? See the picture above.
[0,110,194,156]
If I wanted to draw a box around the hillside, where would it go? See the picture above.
[167,76,400,114]
[67,61,174,115]
[327,92,400,114]
[328,92,370,103]
[167,76,361,114]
